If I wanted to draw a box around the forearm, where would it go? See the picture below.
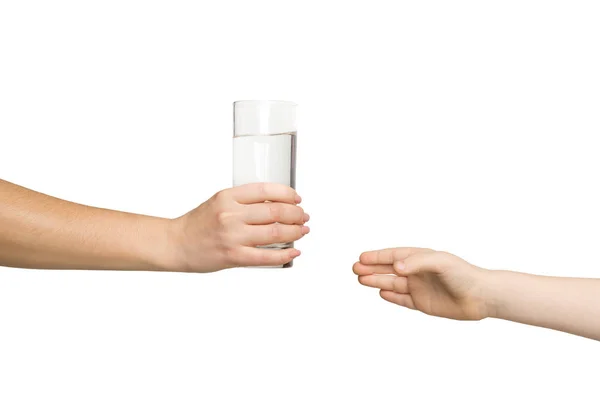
[0,179,176,271]
[485,269,600,341]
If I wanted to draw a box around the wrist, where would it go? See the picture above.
[151,215,209,273]
[479,269,512,320]
[137,216,184,272]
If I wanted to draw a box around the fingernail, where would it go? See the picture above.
[295,195,302,203]
[292,249,301,257]
[303,213,310,222]
[301,226,310,234]
[395,261,405,271]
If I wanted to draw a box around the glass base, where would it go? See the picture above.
[250,242,294,268]
[248,260,293,268]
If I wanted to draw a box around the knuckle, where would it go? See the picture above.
[258,182,268,197]
[270,224,282,241]
[216,210,235,226]
[218,241,236,263]
[213,189,229,203]
[229,246,244,263]
[268,203,282,221]
[255,251,271,266]
[216,229,233,246]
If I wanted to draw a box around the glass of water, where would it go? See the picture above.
[233,100,298,268]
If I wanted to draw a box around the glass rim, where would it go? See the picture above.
[233,100,297,107]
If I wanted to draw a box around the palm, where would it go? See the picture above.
[355,249,488,321]
[407,271,483,320]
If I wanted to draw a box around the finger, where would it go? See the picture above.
[352,262,395,276]
[379,290,416,310]
[244,224,309,246]
[359,247,434,265]
[230,247,301,267]
[358,275,409,293]
[394,251,455,276]
[231,183,300,205]
[243,203,308,225]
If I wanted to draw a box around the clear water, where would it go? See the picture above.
[233,132,296,188]
[232,132,297,267]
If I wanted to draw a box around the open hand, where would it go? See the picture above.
[353,248,491,320]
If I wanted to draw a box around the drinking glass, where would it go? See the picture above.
[232,100,298,268]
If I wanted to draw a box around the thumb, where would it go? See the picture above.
[393,252,447,276]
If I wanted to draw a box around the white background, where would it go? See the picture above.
[1,1,599,399]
